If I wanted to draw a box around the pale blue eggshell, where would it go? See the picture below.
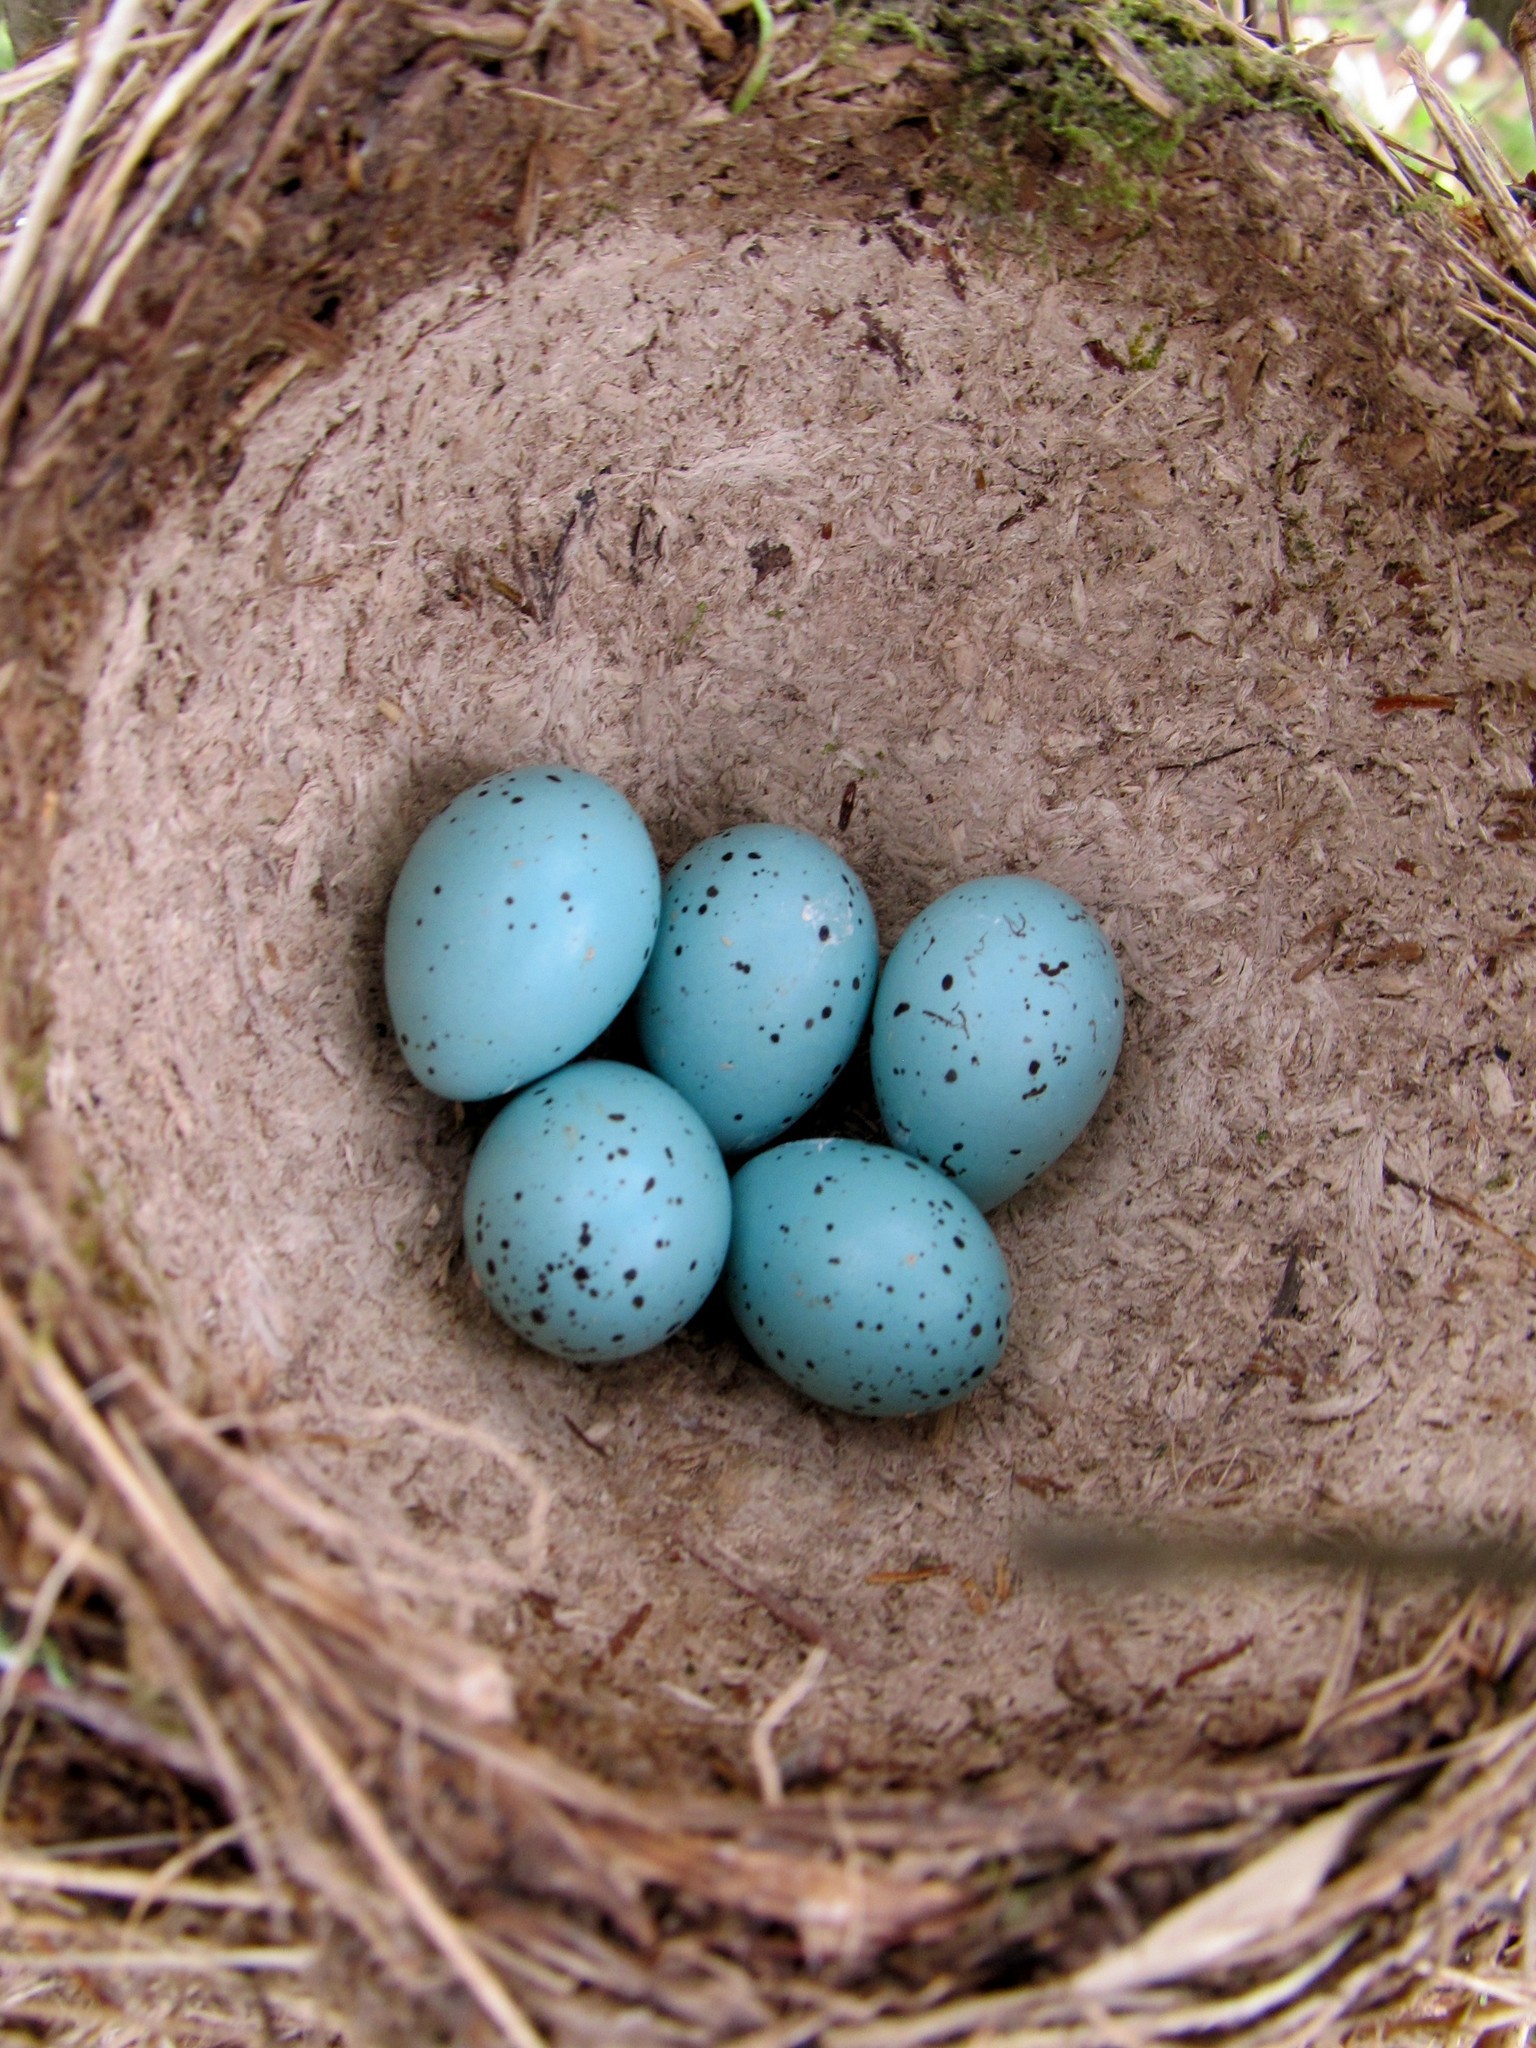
[725,1139,1011,1417]
[635,825,878,1153]
[464,1060,731,1363]
[870,877,1123,1212]
[385,766,660,1101]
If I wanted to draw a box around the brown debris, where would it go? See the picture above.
[1084,335,1128,372]
[858,307,911,381]
[586,1602,652,1674]
[1174,1635,1256,1687]
[1371,691,1460,712]
[682,1540,858,1664]
[747,538,794,584]
[1384,1164,1536,1276]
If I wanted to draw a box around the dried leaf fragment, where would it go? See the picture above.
[1075,1791,1386,1996]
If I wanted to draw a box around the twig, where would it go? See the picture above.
[683,1538,861,1664]
[562,1415,609,1457]
[1457,300,1536,372]
[0,1847,266,1911]
[0,1496,99,1730]
[7,1311,544,2046]
[1298,1571,1372,1747]
[520,0,567,57]
[1384,1164,1536,1275]
[1509,1,1536,172]
[1434,1965,1536,2019]
[750,1647,830,1807]
[0,1709,37,1825]
[418,1715,652,1830]
[1320,95,1420,197]
[125,1821,249,1928]
[11,1668,217,1785]
[0,42,81,107]
[499,82,603,112]
[1458,239,1536,318]
[230,0,358,210]
[0,24,197,109]
[1301,1594,1492,1743]
[1085,22,1182,120]
[5,368,109,490]
[72,39,268,333]
[1402,47,1536,297]
[65,0,312,297]
[247,1656,549,2045]
[1457,295,1536,348]
[0,0,143,343]
[0,1944,322,1976]
[140,1383,547,1596]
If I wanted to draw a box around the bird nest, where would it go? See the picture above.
[3,1,1536,2042]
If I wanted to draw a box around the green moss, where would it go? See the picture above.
[1125,316,1166,369]
[847,0,1315,218]
[1398,180,1465,223]
[1280,509,1318,566]
[25,1264,67,1328]
[855,4,940,46]
[676,600,708,654]
[0,1618,72,1688]
[8,1045,49,1118]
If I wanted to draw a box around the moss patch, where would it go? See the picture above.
[859,0,1311,214]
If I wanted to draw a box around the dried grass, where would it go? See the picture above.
[5,1002,1536,2037]
[3,0,1536,2043]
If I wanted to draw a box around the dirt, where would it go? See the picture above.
[35,99,1536,1795]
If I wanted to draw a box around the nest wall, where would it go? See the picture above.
[2,4,1536,2044]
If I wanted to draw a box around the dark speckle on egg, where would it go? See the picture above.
[464,1062,730,1363]
[869,876,1124,1211]
[636,823,879,1155]
[384,765,662,1103]
[725,1139,1010,1417]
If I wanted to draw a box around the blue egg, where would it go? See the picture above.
[635,825,879,1153]
[385,766,660,1101]
[725,1139,1011,1417]
[870,877,1123,1212]
[464,1061,731,1362]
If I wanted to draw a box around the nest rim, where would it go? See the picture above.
[4,3,1536,2044]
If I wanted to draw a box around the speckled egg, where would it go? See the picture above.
[725,1139,1011,1417]
[635,825,879,1154]
[385,766,661,1101]
[870,877,1123,1212]
[464,1060,731,1362]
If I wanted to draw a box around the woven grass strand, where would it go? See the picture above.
[0,0,143,344]
[3,1042,1536,2035]
[1402,45,1536,297]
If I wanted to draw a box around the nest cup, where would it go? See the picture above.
[4,3,1536,2040]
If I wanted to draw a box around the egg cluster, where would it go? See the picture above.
[385,765,1124,1416]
